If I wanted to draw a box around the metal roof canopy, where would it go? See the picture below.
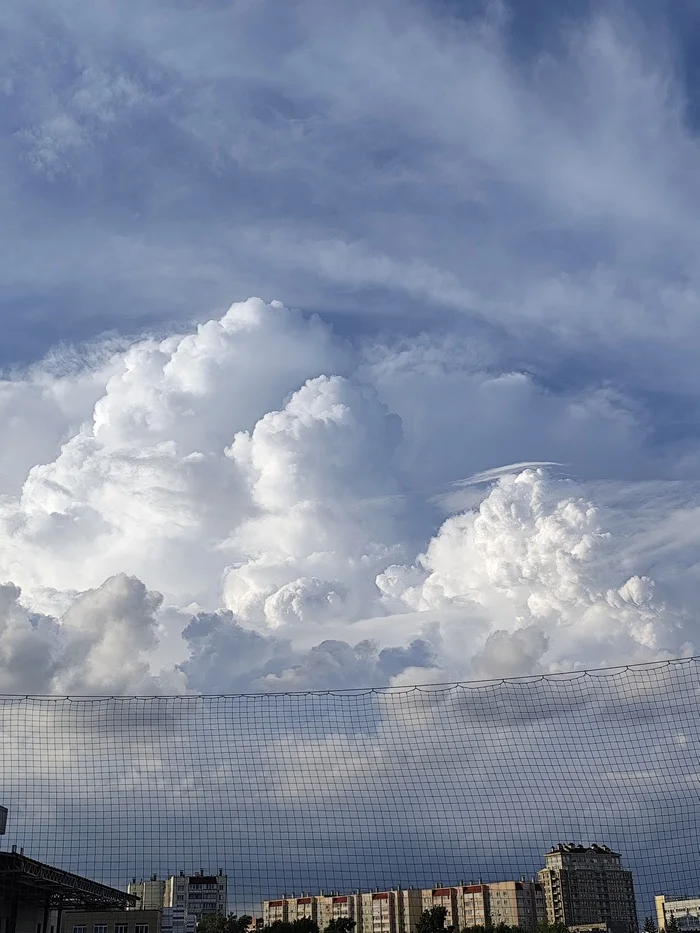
[0,852,138,909]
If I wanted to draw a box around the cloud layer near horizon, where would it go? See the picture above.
[1,297,699,696]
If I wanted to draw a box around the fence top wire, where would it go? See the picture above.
[0,654,694,700]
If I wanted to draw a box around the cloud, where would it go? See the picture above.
[223,373,404,630]
[1,296,700,695]
[0,573,182,695]
[377,469,691,676]
[3,0,700,399]
[0,298,349,614]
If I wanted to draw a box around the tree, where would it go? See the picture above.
[667,919,680,933]
[291,921,319,933]
[643,918,658,933]
[325,920,356,933]
[417,908,453,933]
[264,921,320,933]
[198,915,253,933]
[536,923,568,933]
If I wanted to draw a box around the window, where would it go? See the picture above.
[74,926,87,933]
[135,925,149,933]
[94,925,108,933]
[115,925,128,933]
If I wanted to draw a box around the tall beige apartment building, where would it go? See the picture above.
[538,845,637,933]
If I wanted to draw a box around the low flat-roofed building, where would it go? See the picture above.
[656,897,700,932]
[61,910,161,933]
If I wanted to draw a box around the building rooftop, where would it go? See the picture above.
[547,844,621,858]
[0,850,138,910]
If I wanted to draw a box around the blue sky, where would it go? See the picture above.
[2,0,700,691]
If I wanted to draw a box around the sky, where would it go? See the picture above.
[4,0,700,909]
[3,0,700,694]
[3,663,700,917]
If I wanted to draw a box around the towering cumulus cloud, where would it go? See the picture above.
[0,297,698,694]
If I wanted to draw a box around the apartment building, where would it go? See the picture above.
[655,896,700,932]
[458,885,488,929]
[263,901,288,927]
[317,895,363,930]
[288,898,320,925]
[128,872,227,925]
[264,889,421,933]
[420,881,544,931]
[128,879,167,911]
[486,882,546,931]
[538,844,637,933]
[422,888,459,930]
[360,889,422,933]
[164,872,228,923]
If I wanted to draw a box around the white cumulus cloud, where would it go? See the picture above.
[0,299,698,694]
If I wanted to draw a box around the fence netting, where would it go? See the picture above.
[2,658,700,919]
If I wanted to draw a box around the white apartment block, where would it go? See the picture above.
[127,873,227,925]
[656,896,700,932]
[128,880,167,911]
[165,873,227,922]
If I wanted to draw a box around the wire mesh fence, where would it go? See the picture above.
[2,658,700,921]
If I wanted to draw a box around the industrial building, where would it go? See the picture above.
[0,806,136,933]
